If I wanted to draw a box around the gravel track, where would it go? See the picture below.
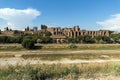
[1,57,120,67]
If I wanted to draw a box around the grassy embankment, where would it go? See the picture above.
[37,44,120,50]
[0,44,120,51]
[21,53,120,60]
[1,44,120,60]
[1,62,120,80]
[0,44,23,51]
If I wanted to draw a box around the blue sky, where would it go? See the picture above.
[0,0,120,31]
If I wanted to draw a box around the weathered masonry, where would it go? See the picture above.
[47,26,109,38]
[0,25,110,42]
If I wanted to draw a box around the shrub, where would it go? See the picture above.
[69,44,77,49]
[37,39,42,43]
[22,39,35,49]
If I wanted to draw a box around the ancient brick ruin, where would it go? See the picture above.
[0,25,110,42]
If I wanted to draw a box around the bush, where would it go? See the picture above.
[69,44,77,49]
[22,39,35,49]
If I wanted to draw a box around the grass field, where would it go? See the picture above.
[21,53,120,60]
[1,44,120,60]
[0,44,120,51]
[38,44,120,50]
[1,62,120,80]
[1,44,120,79]
[1,50,120,60]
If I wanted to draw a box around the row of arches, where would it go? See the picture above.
[68,31,109,38]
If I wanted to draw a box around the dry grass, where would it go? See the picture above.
[1,62,120,80]
[21,52,120,60]
[0,54,15,58]
[37,44,120,50]
[0,44,120,51]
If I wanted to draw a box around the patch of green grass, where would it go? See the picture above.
[1,44,120,51]
[0,45,24,51]
[22,53,120,60]
[35,44,120,51]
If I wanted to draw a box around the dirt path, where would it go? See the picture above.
[1,57,120,67]
[1,50,120,67]
[1,50,120,55]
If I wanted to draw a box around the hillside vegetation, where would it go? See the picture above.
[0,33,119,44]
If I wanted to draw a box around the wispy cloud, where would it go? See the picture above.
[97,14,120,31]
[0,8,41,30]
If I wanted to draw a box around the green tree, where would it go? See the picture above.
[66,37,75,43]
[94,36,102,43]
[77,36,84,43]
[81,36,94,43]
[42,37,53,43]
[0,36,8,43]
[22,39,35,49]
[110,34,120,43]
[41,25,47,29]
[102,36,112,43]
[45,31,52,36]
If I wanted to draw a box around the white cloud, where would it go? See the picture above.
[0,8,41,30]
[97,14,120,31]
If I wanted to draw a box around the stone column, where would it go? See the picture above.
[106,31,109,36]
[94,31,96,36]
[91,32,93,37]
[97,31,99,36]
[88,31,90,36]
[81,31,83,36]
[99,31,101,36]
[68,32,70,37]
[102,31,104,36]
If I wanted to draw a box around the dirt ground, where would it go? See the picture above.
[1,50,120,80]
[1,57,120,67]
[1,50,120,66]
[1,50,120,55]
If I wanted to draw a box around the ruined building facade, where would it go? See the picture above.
[47,26,109,38]
[0,25,110,42]
[46,26,110,42]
